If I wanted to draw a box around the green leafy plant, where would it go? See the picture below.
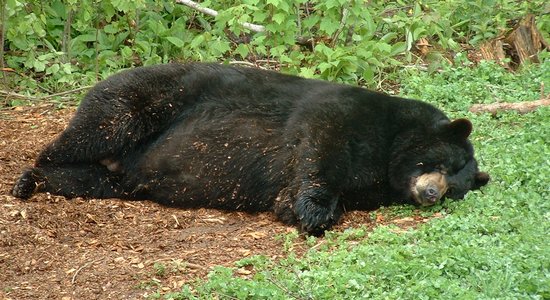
[4,0,547,105]
[153,262,167,277]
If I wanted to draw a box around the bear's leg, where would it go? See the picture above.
[274,135,348,235]
[12,164,125,200]
[35,100,163,167]
[293,183,344,235]
[34,122,129,166]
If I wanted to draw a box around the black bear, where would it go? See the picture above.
[12,63,489,235]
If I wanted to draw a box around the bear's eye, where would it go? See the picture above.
[454,159,467,171]
[446,184,458,195]
[446,188,454,196]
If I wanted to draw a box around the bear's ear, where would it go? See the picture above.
[473,171,490,189]
[446,118,473,139]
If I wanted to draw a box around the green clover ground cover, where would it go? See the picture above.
[163,59,550,299]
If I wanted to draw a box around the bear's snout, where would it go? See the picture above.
[424,186,439,203]
[411,172,448,206]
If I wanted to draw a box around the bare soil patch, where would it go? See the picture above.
[0,105,427,299]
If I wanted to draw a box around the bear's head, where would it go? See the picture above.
[389,118,490,206]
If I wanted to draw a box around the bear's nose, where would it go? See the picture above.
[424,187,438,201]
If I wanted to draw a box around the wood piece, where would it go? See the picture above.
[478,14,549,67]
[469,99,550,115]
[504,14,547,65]
[479,39,507,66]
[175,0,265,32]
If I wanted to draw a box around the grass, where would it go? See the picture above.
[160,58,550,299]
[398,53,550,112]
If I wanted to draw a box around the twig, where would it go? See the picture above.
[267,277,307,299]
[212,292,240,300]
[62,8,73,63]
[309,240,327,251]
[330,8,349,47]
[0,90,38,100]
[228,60,270,70]
[39,86,92,99]
[1,2,7,88]
[2,68,53,94]
[381,5,414,16]
[72,258,103,284]
[228,61,257,67]
[254,59,282,64]
[175,0,265,32]
[185,262,206,270]
[0,86,90,102]
[171,214,181,228]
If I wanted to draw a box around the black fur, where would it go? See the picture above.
[12,63,489,235]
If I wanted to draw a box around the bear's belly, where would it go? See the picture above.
[125,114,292,211]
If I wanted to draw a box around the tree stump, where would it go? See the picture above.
[479,14,549,68]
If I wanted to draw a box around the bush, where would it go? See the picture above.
[2,0,548,100]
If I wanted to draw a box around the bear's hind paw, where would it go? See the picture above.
[295,197,343,236]
[12,169,44,199]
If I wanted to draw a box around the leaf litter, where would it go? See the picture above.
[0,105,431,299]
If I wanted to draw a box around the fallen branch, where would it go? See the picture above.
[0,90,37,100]
[175,0,265,32]
[469,98,550,114]
[39,86,92,99]
[185,262,206,270]
[2,68,53,94]
[1,86,91,102]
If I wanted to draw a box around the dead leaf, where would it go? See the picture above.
[245,231,267,239]
[236,268,252,275]
[393,217,414,224]
[202,218,225,224]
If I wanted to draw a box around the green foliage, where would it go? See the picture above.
[399,54,550,112]
[162,59,550,300]
[3,0,549,103]
[153,262,167,277]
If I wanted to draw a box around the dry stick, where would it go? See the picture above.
[2,68,53,94]
[0,0,7,80]
[267,277,305,300]
[62,8,73,64]
[469,98,550,114]
[94,10,100,83]
[0,90,37,100]
[228,60,264,68]
[330,8,349,47]
[175,0,265,32]
[171,214,181,228]
[39,86,92,99]
[185,262,206,270]
[72,258,103,284]
[0,86,91,101]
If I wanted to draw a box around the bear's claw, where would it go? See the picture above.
[12,169,42,199]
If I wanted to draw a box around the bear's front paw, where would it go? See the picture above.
[12,169,44,199]
[294,195,342,236]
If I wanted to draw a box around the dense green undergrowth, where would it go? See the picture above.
[2,0,549,105]
[398,53,550,112]
[151,60,550,299]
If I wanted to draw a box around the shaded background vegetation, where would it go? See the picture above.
[1,0,549,104]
